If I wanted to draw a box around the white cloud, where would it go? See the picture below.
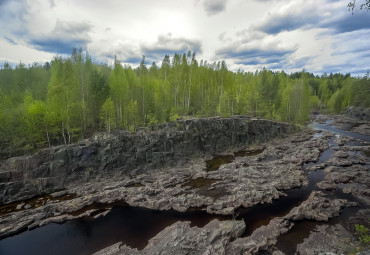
[0,0,368,74]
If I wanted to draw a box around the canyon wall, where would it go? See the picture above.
[0,116,296,204]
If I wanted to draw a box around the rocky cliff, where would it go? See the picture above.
[343,106,370,121]
[0,116,296,204]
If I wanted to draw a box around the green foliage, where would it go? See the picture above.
[355,224,370,245]
[145,113,158,127]
[126,100,140,131]
[0,51,368,157]
[100,97,115,133]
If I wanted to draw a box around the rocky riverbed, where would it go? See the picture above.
[0,109,369,255]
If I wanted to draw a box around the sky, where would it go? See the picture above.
[0,0,369,76]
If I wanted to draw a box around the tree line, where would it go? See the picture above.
[0,49,369,158]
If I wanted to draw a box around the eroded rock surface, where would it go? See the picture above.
[0,128,325,239]
[296,224,359,255]
[343,106,370,121]
[285,191,357,222]
[94,219,246,255]
[0,116,295,204]
[1,112,369,255]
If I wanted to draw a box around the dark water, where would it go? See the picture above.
[0,120,368,255]
[276,204,364,255]
[0,206,227,255]
[237,136,334,237]
[205,154,234,171]
[205,148,264,171]
[275,120,369,255]
[312,121,370,142]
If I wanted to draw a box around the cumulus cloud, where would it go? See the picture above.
[203,0,227,16]
[52,19,92,36]
[253,1,320,34]
[0,0,368,74]
[1,1,93,56]
[28,20,93,55]
[323,29,370,76]
[92,39,141,64]
[254,0,370,35]
[216,33,297,68]
[0,0,28,38]
[331,29,370,56]
[141,33,202,61]
[321,11,370,34]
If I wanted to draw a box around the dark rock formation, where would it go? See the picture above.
[285,191,357,222]
[226,218,292,254]
[93,219,246,255]
[1,113,368,254]
[0,116,296,204]
[343,106,370,121]
[296,224,365,255]
[0,129,322,241]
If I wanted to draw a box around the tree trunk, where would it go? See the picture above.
[45,125,51,148]
[61,122,67,145]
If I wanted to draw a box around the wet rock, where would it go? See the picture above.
[334,136,350,146]
[93,242,139,255]
[95,220,245,255]
[296,224,358,255]
[307,163,327,171]
[3,113,368,255]
[15,203,24,210]
[226,218,293,254]
[334,151,348,158]
[0,128,329,240]
[285,191,357,222]
[325,164,369,186]
[323,166,336,174]
[317,181,337,190]
[272,251,286,255]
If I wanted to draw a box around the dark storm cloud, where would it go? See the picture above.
[255,13,319,34]
[236,56,282,66]
[4,36,16,45]
[321,12,370,34]
[27,20,92,55]
[217,46,295,62]
[29,38,89,55]
[141,33,202,60]
[203,0,227,16]
[124,56,143,64]
[216,46,295,70]
[291,57,312,69]
[255,3,370,35]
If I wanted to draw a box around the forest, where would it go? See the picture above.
[0,49,369,158]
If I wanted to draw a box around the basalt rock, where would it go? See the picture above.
[343,106,370,121]
[296,224,361,255]
[0,117,296,204]
[226,218,292,254]
[0,128,323,240]
[93,219,246,255]
[284,191,357,222]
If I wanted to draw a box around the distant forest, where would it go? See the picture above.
[0,49,369,157]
